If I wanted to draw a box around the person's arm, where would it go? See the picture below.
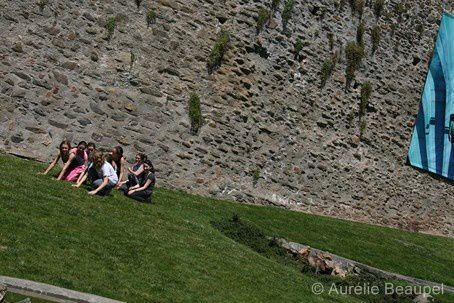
[83,152,88,167]
[129,184,141,191]
[88,176,109,195]
[41,154,60,175]
[57,153,75,180]
[132,165,144,176]
[73,171,88,188]
[115,158,126,187]
[75,166,88,184]
[128,179,151,195]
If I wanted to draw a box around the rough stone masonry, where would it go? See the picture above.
[0,0,453,236]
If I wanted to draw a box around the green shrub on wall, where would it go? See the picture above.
[359,82,372,117]
[271,0,281,11]
[146,9,157,27]
[282,0,295,31]
[320,59,335,88]
[356,22,365,47]
[189,94,203,134]
[345,42,364,89]
[327,32,334,50]
[257,8,271,33]
[371,25,381,55]
[294,38,303,60]
[105,17,116,41]
[252,169,260,184]
[135,0,143,9]
[373,0,385,18]
[37,0,49,12]
[354,0,364,19]
[207,31,230,74]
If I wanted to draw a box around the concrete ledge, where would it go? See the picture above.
[0,276,125,303]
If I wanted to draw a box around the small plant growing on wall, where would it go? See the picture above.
[189,93,203,134]
[256,8,271,33]
[320,58,335,88]
[339,0,347,9]
[356,22,365,47]
[416,23,424,40]
[354,0,364,19]
[271,0,281,11]
[395,1,406,21]
[346,111,356,126]
[373,0,385,19]
[134,0,143,9]
[146,9,157,27]
[390,23,397,37]
[349,0,364,18]
[359,119,367,139]
[130,50,136,71]
[252,169,260,184]
[327,32,334,50]
[294,38,303,60]
[37,0,49,12]
[359,82,372,118]
[371,25,380,55]
[207,31,230,74]
[105,17,116,41]
[345,42,364,89]
[281,0,295,32]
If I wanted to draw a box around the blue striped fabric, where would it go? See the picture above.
[408,12,454,179]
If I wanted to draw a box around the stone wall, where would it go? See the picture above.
[1,0,453,236]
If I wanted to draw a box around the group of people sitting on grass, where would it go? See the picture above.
[40,140,156,203]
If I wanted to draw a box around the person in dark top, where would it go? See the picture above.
[57,141,88,182]
[74,142,97,186]
[127,153,147,186]
[120,160,156,203]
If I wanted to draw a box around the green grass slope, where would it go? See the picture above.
[0,155,452,302]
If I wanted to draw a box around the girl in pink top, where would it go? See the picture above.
[57,141,88,182]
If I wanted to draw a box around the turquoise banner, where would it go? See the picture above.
[408,12,454,179]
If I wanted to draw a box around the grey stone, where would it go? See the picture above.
[12,43,23,53]
[53,71,68,85]
[11,87,26,98]
[13,72,31,82]
[48,119,68,129]
[140,87,163,97]
[110,113,126,121]
[89,102,105,115]
[25,126,47,134]
[91,132,103,142]
[11,134,24,143]
[78,118,92,126]
[61,61,78,70]
[90,52,99,62]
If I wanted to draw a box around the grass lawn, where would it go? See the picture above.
[0,155,452,302]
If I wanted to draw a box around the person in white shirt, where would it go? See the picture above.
[87,151,118,196]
